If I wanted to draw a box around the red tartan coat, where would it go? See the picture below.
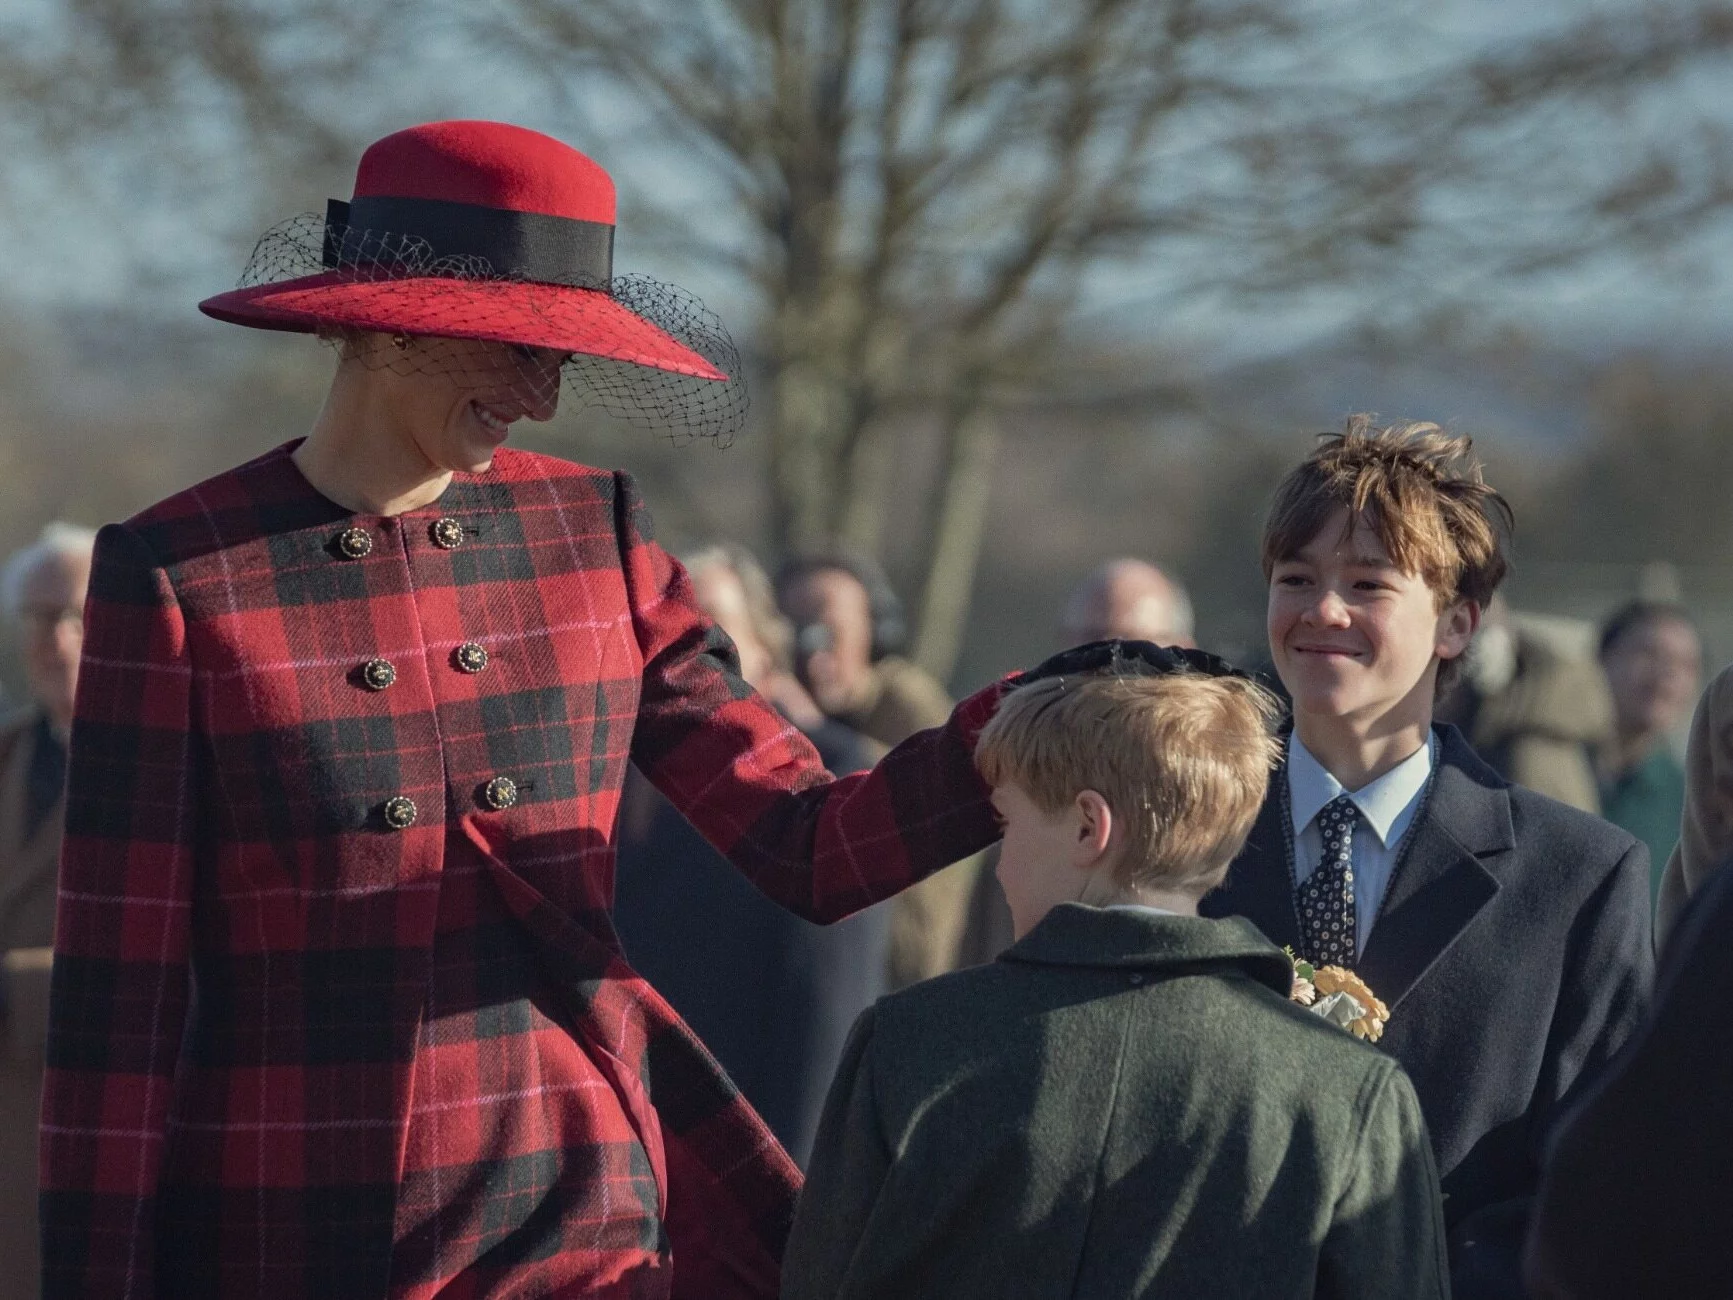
[40,443,999,1300]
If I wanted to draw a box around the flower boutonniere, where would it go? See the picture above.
[1286,949,1390,1042]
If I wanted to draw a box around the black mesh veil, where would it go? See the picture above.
[226,214,747,445]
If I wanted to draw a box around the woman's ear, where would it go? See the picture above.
[1072,790,1115,868]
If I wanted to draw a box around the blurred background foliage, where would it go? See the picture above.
[2,0,1733,693]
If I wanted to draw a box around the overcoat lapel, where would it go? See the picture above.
[1208,727,1512,1012]
[1206,786,1303,952]
[1356,730,1511,1011]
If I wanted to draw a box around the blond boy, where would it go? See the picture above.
[1202,417,1653,1299]
[783,669,1448,1300]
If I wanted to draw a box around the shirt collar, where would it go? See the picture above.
[1287,732,1435,848]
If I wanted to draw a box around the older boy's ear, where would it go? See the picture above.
[1436,599,1481,662]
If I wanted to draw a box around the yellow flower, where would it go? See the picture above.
[1312,966,1390,1042]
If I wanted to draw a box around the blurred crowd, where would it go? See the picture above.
[0,513,1718,1297]
[0,523,92,1287]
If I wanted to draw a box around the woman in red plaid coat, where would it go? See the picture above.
[40,122,1002,1300]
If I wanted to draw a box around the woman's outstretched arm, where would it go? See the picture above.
[615,472,1001,923]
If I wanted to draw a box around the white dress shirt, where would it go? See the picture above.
[1288,732,1436,955]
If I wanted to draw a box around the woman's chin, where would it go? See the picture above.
[446,441,500,474]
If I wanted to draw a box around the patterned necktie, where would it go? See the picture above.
[1297,794,1359,968]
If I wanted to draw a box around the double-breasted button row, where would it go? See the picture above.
[380,779,519,829]
[356,643,490,692]
[339,517,499,829]
[332,517,467,560]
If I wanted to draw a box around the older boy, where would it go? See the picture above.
[1202,418,1653,1300]
[784,667,1449,1300]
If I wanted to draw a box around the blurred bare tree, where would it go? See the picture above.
[6,0,1733,676]
[486,0,1733,675]
[0,0,430,275]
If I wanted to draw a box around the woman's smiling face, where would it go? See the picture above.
[1267,507,1475,726]
[385,337,566,474]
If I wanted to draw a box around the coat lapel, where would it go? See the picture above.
[1356,728,1511,1011]
[1202,777,1303,951]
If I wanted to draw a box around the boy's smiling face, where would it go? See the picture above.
[1268,507,1476,728]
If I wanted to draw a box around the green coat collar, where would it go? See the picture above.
[1000,903,1294,997]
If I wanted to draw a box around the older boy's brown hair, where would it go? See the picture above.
[1262,415,1514,692]
[975,671,1283,896]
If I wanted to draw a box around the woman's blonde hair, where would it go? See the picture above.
[975,671,1283,895]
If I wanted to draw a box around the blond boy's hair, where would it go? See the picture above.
[975,672,1283,896]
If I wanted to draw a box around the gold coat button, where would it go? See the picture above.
[430,518,465,550]
[361,658,397,691]
[382,796,418,830]
[454,642,490,674]
[337,527,374,559]
[482,776,519,811]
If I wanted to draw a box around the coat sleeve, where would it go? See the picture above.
[40,523,197,1300]
[1535,841,1654,1125]
[615,473,1000,922]
[1447,837,1655,1294]
[1525,863,1733,1299]
[780,1007,889,1300]
[1317,1062,1451,1300]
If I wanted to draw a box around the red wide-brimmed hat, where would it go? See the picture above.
[200,120,744,440]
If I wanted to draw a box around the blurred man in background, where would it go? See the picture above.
[612,544,889,1166]
[776,553,952,748]
[959,558,1202,969]
[1059,557,1196,647]
[1436,594,1612,812]
[0,521,94,1300]
[776,553,983,989]
[1595,601,1702,907]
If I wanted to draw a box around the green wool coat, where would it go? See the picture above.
[783,903,1450,1300]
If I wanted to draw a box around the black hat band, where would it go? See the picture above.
[322,195,616,289]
